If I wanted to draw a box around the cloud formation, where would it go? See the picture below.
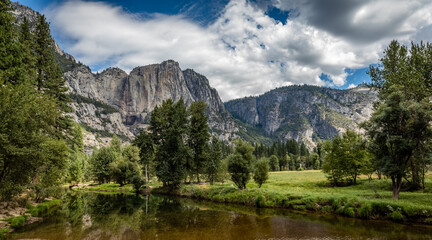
[46,0,432,101]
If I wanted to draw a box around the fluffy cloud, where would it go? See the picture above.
[46,0,432,101]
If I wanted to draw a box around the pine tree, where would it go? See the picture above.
[133,129,155,182]
[204,136,222,184]
[34,14,72,138]
[150,99,190,187]
[188,100,210,183]
[0,0,27,84]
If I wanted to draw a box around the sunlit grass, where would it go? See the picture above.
[156,170,432,224]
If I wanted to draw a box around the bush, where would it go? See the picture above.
[253,159,269,188]
[343,207,355,217]
[6,215,29,228]
[131,175,146,193]
[391,208,404,222]
[255,195,265,208]
[359,203,373,219]
[0,228,9,240]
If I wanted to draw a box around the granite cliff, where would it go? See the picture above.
[64,61,238,143]
[225,85,377,146]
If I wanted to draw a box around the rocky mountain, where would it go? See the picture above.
[225,85,377,147]
[11,2,238,152]
[12,2,377,150]
[64,61,238,146]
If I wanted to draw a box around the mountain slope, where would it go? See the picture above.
[64,61,238,142]
[225,85,377,146]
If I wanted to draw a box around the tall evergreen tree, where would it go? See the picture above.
[150,99,190,187]
[188,101,210,182]
[133,129,155,182]
[34,14,72,138]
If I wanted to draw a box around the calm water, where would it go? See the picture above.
[11,192,432,240]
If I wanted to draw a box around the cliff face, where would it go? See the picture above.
[65,61,238,143]
[225,85,377,146]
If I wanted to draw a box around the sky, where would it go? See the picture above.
[15,0,432,101]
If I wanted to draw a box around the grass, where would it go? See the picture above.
[26,199,62,217]
[0,228,9,240]
[82,183,135,194]
[153,170,432,225]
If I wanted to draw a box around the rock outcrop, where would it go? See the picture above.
[225,85,377,147]
[65,61,238,145]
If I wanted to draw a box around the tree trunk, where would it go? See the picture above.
[410,157,421,190]
[197,170,200,183]
[145,164,148,183]
[391,175,402,200]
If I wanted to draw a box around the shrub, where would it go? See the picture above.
[131,175,146,193]
[391,208,404,222]
[255,195,265,208]
[359,203,373,219]
[343,207,355,217]
[6,215,29,228]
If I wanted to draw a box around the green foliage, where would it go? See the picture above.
[131,174,146,193]
[268,155,279,171]
[188,100,210,182]
[322,130,371,185]
[133,129,154,182]
[89,147,116,183]
[150,99,190,187]
[5,215,28,228]
[27,199,62,217]
[0,228,9,240]
[367,40,432,198]
[0,0,70,200]
[227,139,255,189]
[205,136,223,184]
[363,89,432,198]
[253,158,269,188]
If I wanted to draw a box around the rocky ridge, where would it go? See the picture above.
[65,61,238,149]
[225,85,377,147]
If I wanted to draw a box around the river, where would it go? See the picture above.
[11,192,432,239]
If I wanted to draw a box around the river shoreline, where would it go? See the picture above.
[151,183,432,226]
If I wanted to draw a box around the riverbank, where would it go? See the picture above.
[0,198,62,239]
[153,170,432,225]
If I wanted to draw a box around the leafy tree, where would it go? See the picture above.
[363,89,432,199]
[268,155,279,171]
[110,145,141,186]
[205,136,223,184]
[253,158,269,188]
[188,100,210,183]
[322,130,371,186]
[131,174,146,193]
[133,130,154,182]
[368,40,432,191]
[89,147,116,183]
[150,99,190,187]
[227,139,254,189]
[278,154,289,171]
[0,1,70,200]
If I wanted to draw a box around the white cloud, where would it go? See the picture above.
[46,0,432,101]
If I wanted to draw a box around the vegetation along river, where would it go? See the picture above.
[10,192,432,240]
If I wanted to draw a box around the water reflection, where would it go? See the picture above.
[12,192,432,240]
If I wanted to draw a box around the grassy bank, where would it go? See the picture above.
[153,170,432,225]
[0,198,62,239]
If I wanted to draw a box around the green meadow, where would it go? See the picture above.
[154,170,432,224]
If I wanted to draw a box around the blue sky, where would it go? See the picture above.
[15,0,432,100]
